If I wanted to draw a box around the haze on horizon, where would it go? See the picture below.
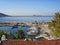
[0,0,60,16]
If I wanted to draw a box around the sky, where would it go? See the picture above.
[0,0,60,16]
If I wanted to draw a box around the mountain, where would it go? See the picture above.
[0,13,10,17]
[33,15,53,17]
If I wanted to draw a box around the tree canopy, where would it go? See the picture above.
[0,29,26,40]
[48,12,60,37]
[0,30,15,40]
[16,30,25,39]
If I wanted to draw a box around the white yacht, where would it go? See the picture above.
[27,26,39,35]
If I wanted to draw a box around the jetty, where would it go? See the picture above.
[0,22,48,26]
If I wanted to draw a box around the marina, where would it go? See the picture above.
[0,16,53,40]
[0,21,51,40]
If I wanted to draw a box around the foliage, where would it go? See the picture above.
[48,12,60,37]
[25,35,29,39]
[0,30,15,40]
[4,32,15,40]
[0,29,25,40]
[16,30,25,39]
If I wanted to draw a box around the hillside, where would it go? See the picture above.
[0,13,10,17]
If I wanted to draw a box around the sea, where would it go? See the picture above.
[0,16,53,35]
[0,16,53,23]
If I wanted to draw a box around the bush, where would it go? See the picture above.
[16,30,25,39]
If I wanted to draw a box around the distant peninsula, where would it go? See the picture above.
[0,13,53,17]
[33,15,53,17]
[0,13,10,17]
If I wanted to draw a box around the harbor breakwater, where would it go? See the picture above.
[0,22,48,26]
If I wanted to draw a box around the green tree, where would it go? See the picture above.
[48,12,60,37]
[4,32,15,40]
[16,30,25,39]
[0,30,15,40]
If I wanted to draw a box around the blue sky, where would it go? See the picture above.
[0,0,60,16]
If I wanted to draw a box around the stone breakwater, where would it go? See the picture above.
[0,22,27,26]
[0,22,48,27]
